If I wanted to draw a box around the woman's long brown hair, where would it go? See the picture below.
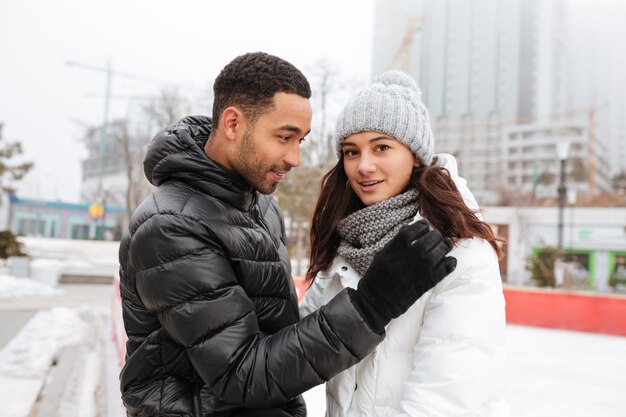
[305,156,505,283]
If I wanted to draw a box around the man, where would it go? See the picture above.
[119,52,456,417]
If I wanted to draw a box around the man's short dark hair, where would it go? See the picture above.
[212,52,312,125]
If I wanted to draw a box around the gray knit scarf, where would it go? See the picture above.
[337,189,419,276]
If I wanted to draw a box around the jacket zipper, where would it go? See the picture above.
[251,204,270,235]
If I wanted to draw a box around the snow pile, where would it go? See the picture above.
[0,307,106,378]
[0,274,62,298]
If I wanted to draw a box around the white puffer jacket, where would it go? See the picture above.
[299,155,510,417]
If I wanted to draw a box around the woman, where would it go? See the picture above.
[300,71,510,416]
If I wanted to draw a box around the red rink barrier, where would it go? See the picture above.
[504,286,626,336]
[294,277,308,302]
[295,278,626,336]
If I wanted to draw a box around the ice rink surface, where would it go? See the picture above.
[303,324,626,417]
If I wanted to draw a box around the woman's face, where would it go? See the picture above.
[341,131,418,206]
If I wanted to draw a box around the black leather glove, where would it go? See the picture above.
[350,220,457,333]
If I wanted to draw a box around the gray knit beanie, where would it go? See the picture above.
[335,70,434,165]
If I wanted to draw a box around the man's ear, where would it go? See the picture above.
[221,106,242,141]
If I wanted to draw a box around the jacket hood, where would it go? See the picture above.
[435,153,481,218]
[143,115,257,211]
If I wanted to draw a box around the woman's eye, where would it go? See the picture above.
[343,150,357,157]
[376,145,390,152]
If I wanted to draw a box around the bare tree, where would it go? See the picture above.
[142,88,191,135]
[274,164,328,276]
[76,87,200,239]
[569,157,588,182]
[116,88,193,218]
[304,60,364,167]
[495,185,537,207]
[0,123,33,193]
[0,123,33,256]
[538,170,556,186]
[110,120,152,219]
[307,61,340,164]
[81,119,150,220]
[612,170,626,194]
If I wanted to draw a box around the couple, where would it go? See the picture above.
[118,52,508,417]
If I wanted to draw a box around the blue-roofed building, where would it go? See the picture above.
[5,195,128,240]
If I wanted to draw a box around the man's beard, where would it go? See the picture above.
[234,129,291,194]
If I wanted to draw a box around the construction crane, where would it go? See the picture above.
[579,102,609,196]
[66,59,113,204]
[66,59,206,239]
[386,15,424,73]
[66,59,206,196]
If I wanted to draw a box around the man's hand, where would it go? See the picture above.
[351,220,457,332]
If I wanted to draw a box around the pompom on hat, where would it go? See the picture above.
[335,70,434,165]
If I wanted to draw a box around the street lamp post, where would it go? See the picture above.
[97,188,110,241]
[556,140,571,251]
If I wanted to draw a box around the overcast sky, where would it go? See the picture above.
[0,0,375,202]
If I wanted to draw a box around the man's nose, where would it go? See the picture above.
[284,142,301,168]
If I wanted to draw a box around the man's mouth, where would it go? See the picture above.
[272,170,288,180]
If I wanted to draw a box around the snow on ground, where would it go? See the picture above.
[0,274,62,298]
[0,268,110,417]
[0,307,104,378]
[0,306,109,417]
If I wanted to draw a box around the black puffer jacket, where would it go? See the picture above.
[118,116,383,417]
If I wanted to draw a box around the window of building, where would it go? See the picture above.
[17,218,46,237]
[71,224,90,240]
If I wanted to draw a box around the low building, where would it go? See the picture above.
[484,205,626,292]
[501,122,611,200]
[5,194,127,240]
